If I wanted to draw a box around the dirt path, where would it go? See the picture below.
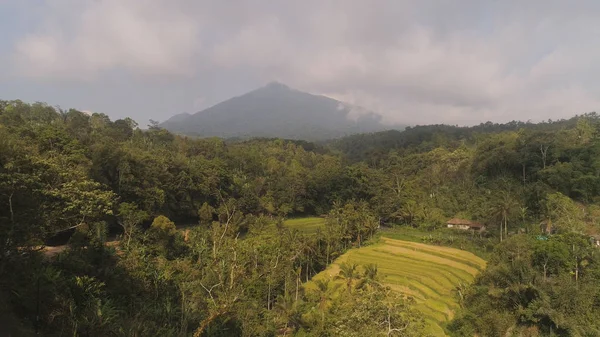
[40,240,120,257]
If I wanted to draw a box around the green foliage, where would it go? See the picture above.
[4,99,600,335]
[117,202,148,249]
[449,234,600,336]
[151,215,176,233]
[198,202,215,226]
[543,192,585,233]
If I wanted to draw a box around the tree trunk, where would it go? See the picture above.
[268,282,271,310]
[2,193,15,273]
[543,261,547,281]
[230,250,236,290]
[540,144,549,169]
[295,270,300,303]
[8,192,14,224]
[126,229,132,249]
[306,261,309,282]
[193,310,227,337]
[180,288,187,335]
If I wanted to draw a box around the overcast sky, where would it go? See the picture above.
[1,0,600,126]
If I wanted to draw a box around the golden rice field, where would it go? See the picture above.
[310,237,486,336]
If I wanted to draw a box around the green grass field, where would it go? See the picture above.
[309,237,486,336]
[283,217,326,233]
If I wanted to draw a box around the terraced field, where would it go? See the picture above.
[312,237,486,336]
[283,217,326,233]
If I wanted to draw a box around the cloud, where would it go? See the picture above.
[9,0,600,124]
[15,0,201,79]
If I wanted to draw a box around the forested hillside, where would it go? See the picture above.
[2,99,600,336]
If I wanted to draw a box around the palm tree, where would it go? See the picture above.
[274,294,302,334]
[313,279,341,324]
[356,263,381,290]
[491,190,519,242]
[363,263,378,281]
[335,262,359,292]
[398,200,420,225]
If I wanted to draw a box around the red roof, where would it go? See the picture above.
[446,218,484,228]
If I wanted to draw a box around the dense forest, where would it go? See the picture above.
[2,99,600,336]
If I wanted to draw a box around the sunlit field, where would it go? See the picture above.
[308,237,486,336]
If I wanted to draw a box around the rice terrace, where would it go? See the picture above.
[309,236,486,336]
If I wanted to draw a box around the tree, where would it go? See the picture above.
[117,202,148,249]
[355,263,381,291]
[533,239,569,281]
[336,262,359,292]
[491,189,520,242]
[150,215,176,233]
[543,192,584,233]
[48,180,116,233]
[198,202,215,226]
[312,279,341,324]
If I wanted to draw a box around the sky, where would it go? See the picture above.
[1,0,600,126]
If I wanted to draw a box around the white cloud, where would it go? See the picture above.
[15,0,201,79]
[9,0,600,124]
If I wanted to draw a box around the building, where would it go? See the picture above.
[446,218,485,231]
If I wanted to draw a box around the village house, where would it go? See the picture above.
[446,218,485,231]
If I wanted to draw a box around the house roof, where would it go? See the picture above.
[446,218,484,228]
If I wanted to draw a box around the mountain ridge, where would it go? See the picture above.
[160,82,401,140]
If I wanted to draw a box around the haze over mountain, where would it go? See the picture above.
[160,82,397,141]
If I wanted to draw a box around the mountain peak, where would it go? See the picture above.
[163,112,191,123]
[263,81,290,90]
[161,83,391,140]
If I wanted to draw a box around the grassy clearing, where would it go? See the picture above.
[283,217,326,233]
[307,237,486,336]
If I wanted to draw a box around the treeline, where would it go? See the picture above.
[328,114,598,164]
[332,112,600,232]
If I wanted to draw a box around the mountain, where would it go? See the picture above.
[165,112,191,122]
[160,82,398,140]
